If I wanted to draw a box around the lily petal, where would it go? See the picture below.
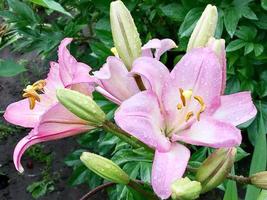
[58,38,93,87]
[142,38,177,60]
[172,117,242,148]
[38,103,92,135]
[213,92,257,126]
[93,56,139,104]
[170,47,222,104]
[115,91,171,151]
[131,57,170,100]
[4,99,47,128]
[152,143,190,199]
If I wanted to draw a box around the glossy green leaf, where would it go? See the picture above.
[29,0,72,17]
[257,190,267,200]
[226,39,246,52]
[245,103,267,200]
[224,7,241,37]
[0,59,26,77]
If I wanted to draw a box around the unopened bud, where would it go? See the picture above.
[110,0,142,70]
[250,171,267,190]
[171,177,202,200]
[196,148,236,193]
[206,37,225,58]
[80,152,130,184]
[187,4,218,51]
[56,89,106,126]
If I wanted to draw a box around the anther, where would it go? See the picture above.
[185,111,194,122]
[179,88,186,106]
[194,96,206,121]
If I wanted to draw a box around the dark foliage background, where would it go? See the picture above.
[1,0,267,199]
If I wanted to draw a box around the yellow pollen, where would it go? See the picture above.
[177,103,183,110]
[185,111,194,122]
[111,47,119,57]
[22,80,46,110]
[194,96,206,121]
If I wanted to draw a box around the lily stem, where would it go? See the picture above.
[226,174,251,185]
[102,120,154,152]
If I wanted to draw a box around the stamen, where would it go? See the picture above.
[179,88,186,106]
[177,103,183,110]
[22,80,46,110]
[111,47,119,57]
[185,111,194,122]
[194,96,206,121]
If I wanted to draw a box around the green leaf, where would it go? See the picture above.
[245,103,267,200]
[158,3,185,22]
[0,59,26,77]
[224,7,241,37]
[178,7,203,38]
[226,39,246,52]
[254,44,264,56]
[242,6,258,20]
[261,0,267,10]
[257,190,267,200]
[29,0,72,17]
[244,43,254,55]
[223,168,238,200]
[235,26,257,41]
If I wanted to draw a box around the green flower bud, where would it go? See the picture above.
[110,0,142,70]
[250,171,267,190]
[171,177,202,200]
[80,152,130,184]
[196,148,236,193]
[206,37,225,57]
[56,89,106,126]
[187,4,218,52]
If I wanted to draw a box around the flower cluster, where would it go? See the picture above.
[4,1,258,199]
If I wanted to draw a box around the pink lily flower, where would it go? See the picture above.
[4,38,95,173]
[93,38,176,105]
[115,47,257,199]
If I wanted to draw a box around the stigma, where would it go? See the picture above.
[22,80,46,110]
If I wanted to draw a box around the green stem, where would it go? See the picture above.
[102,120,154,152]
[128,180,159,200]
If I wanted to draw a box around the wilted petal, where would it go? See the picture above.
[152,143,190,199]
[172,117,242,148]
[4,99,47,128]
[213,92,257,126]
[142,38,176,60]
[93,56,139,104]
[115,91,171,151]
[131,57,170,100]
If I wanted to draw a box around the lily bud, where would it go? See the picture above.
[56,89,106,126]
[110,0,142,70]
[171,177,202,200]
[206,37,225,57]
[250,171,267,190]
[196,148,236,193]
[80,152,130,185]
[187,4,218,52]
